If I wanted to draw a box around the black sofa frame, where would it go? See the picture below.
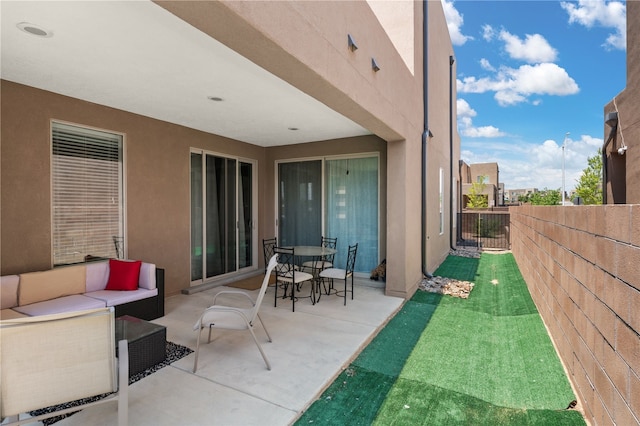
[114,268,165,320]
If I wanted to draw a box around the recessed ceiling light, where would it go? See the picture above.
[288,127,299,131]
[207,96,223,102]
[16,22,53,38]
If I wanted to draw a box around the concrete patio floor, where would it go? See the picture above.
[55,278,403,426]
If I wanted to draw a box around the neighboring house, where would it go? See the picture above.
[506,188,538,203]
[460,161,500,208]
[1,1,458,299]
[604,0,639,204]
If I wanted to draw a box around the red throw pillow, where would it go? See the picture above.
[105,259,141,291]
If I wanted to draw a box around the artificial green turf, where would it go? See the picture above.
[296,253,585,425]
[376,253,582,424]
[353,300,439,377]
[373,379,585,426]
[428,251,539,317]
[296,300,439,425]
[397,309,575,409]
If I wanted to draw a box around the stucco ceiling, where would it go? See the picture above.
[1,1,371,146]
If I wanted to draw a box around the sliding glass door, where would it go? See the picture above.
[191,151,256,284]
[277,156,378,273]
[325,157,378,272]
[278,160,322,246]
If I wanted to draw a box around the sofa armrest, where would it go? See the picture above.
[113,268,165,320]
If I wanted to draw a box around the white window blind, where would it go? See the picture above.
[52,122,123,265]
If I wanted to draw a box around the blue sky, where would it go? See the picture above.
[443,0,626,192]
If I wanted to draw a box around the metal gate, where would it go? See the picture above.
[457,211,510,250]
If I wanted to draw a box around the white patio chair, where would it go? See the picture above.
[192,254,278,373]
[0,307,129,426]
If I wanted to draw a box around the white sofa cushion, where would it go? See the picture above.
[13,294,106,316]
[0,275,20,309]
[138,263,156,290]
[86,288,158,307]
[19,265,86,306]
[85,261,110,292]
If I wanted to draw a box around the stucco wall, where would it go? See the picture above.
[157,0,454,298]
[0,80,263,295]
[0,81,387,296]
[511,205,640,425]
[2,1,457,300]
[425,0,458,269]
[603,0,639,204]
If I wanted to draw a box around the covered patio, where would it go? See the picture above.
[51,279,402,425]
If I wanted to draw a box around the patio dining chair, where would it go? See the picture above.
[273,246,315,312]
[262,238,277,272]
[302,236,337,279]
[319,243,358,305]
[192,254,278,373]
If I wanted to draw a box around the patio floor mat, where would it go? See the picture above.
[295,253,584,425]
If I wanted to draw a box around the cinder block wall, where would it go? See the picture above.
[510,205,639,425]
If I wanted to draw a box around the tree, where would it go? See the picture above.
[519,188,560,205]
[466,176,488,208]
[574,148,603,205]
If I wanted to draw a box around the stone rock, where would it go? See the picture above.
[419,276,475,299]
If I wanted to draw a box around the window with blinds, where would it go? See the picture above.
[52,122,124,265]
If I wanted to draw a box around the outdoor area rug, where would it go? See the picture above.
[296,252,585,425]
[30,341,193,425]
[227,273,276,290]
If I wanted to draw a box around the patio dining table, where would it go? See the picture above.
[292,245,338,303]
[292,245,337,258]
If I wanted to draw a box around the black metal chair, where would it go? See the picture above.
[113,236,124,259]
[302,236,337,277]
[273,246,315,312]
[319,243,358,305]
[262,238,277,271]
[262,238,279,306]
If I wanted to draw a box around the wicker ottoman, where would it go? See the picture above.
[115,315,166,376]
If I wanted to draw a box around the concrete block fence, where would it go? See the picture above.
[510,204,639,425]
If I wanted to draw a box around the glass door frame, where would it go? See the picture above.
[190,148,258,286]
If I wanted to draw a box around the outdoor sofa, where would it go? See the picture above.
[0,259,164,321]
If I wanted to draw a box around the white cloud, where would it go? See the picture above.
[482,24,495,41]
[457,98,476,118]
[463,125,505,138]
[462,134,603,190]
[457,99,505,138]
[561,0,626,50]
[458,63,579,106]
[499,30,558,63]
[479,58,495,71]
[441,0,473,46]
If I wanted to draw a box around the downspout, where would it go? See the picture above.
[422,0,433,278]
[449,55,456,251]
[602,110,618,204]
